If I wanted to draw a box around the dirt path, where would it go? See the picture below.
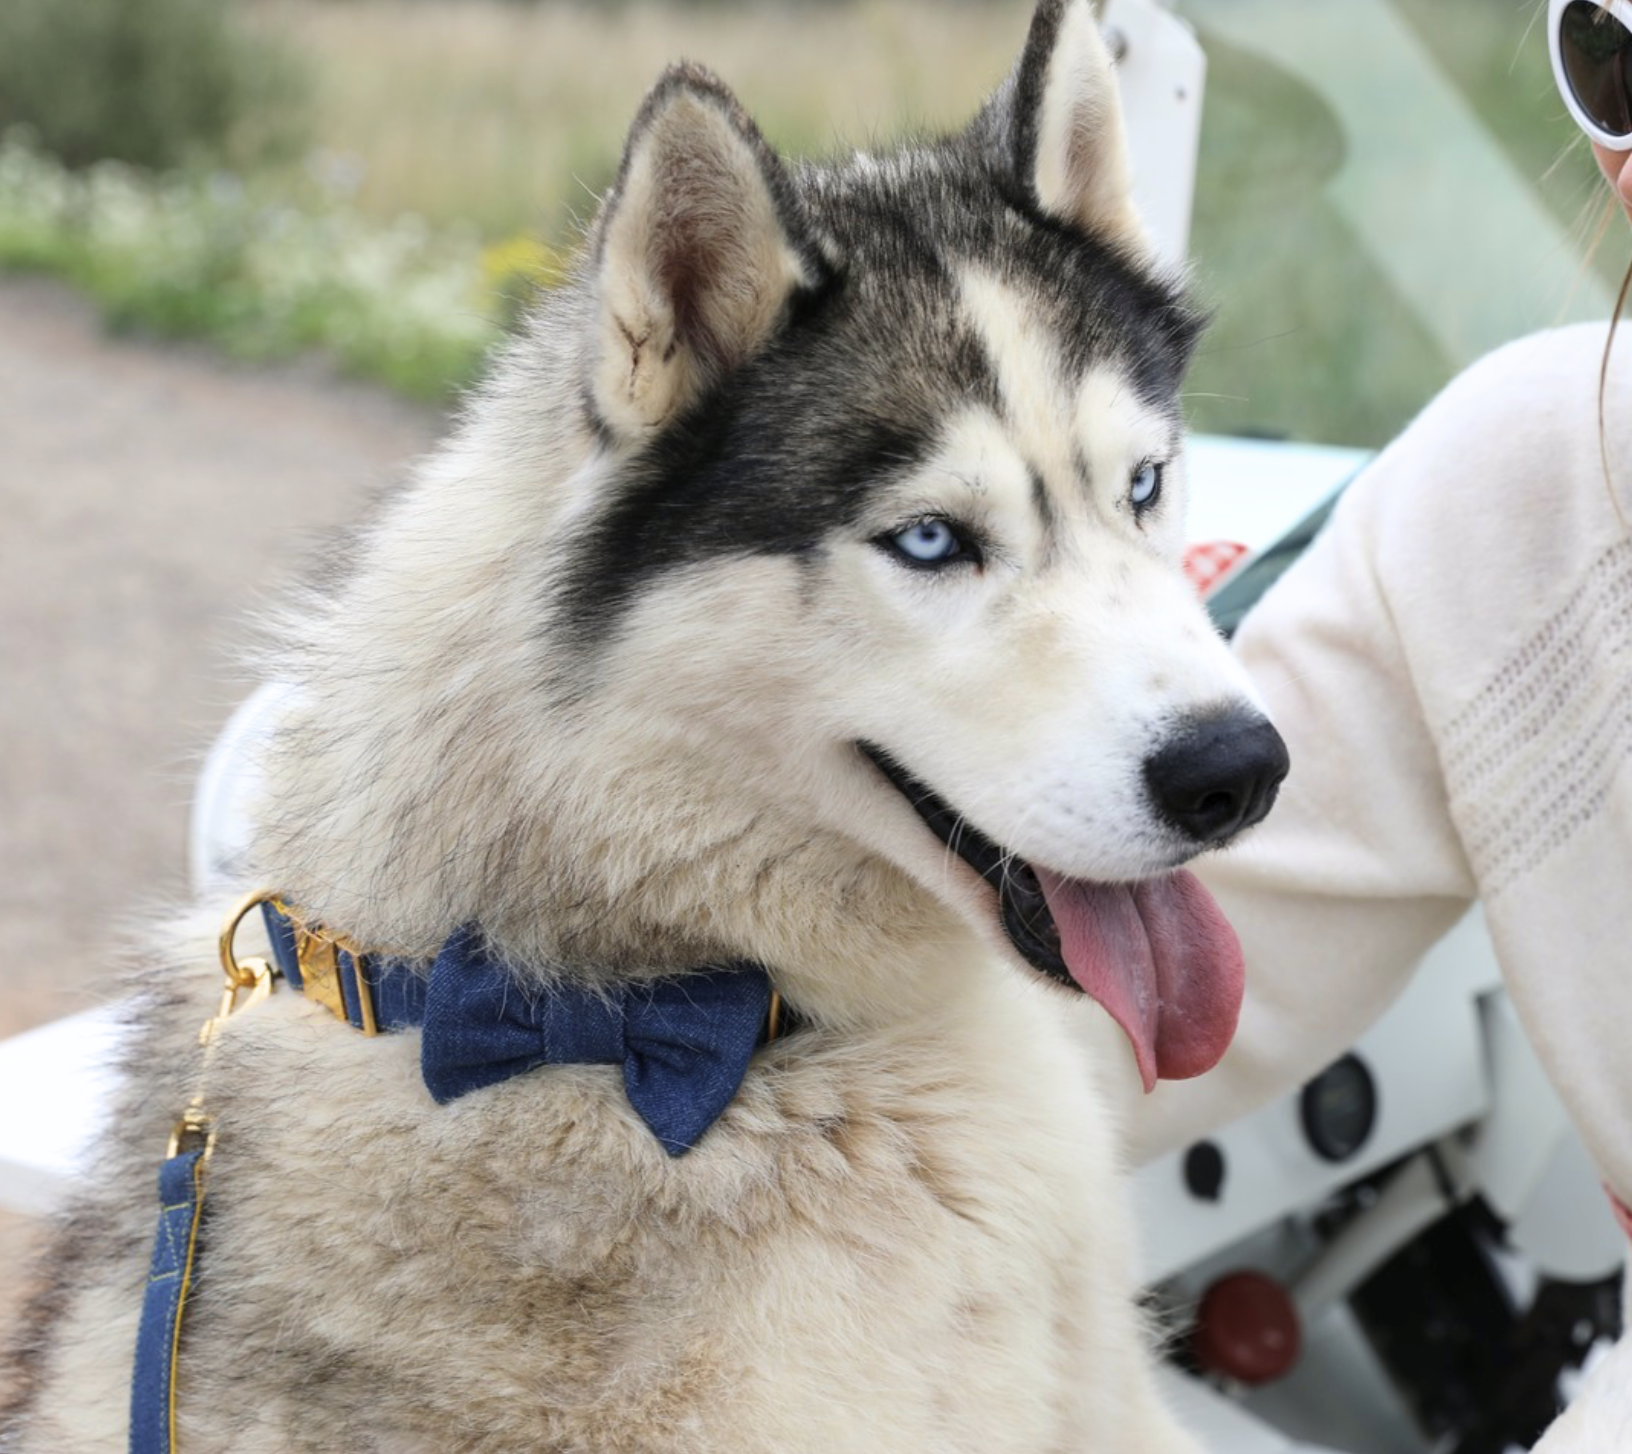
[1,276,441,1034]
[0,276,441,1322]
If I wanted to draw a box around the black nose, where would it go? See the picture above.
[1143,708,1290,846]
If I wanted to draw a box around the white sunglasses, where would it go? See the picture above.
[1551,0,1632,150]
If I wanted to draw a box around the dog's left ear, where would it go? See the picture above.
[589,64,824,440]
[974,0,1147,254]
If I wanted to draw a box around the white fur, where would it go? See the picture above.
[21,922,1206,1451]
[8,8,1245,1449]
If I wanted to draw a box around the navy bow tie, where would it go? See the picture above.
[263,909,776,1155]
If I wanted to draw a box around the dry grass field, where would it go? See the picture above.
[250,0,1037,243]
[240,0,1623,445]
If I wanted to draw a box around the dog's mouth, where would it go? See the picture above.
[859,742,1244,1092]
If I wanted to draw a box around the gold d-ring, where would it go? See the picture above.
[218,888,282,991]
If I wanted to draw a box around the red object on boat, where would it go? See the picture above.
[1191,1269,1301,1386]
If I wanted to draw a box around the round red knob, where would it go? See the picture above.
[1190,1270,1301,1385]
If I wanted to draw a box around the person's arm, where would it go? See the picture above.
[1531,1332,1632,1451]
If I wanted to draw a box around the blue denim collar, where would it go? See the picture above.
[261,903,783,1155]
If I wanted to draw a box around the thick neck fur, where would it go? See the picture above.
[250,280,986,1031]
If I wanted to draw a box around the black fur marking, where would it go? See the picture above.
[1029,465,1057,538]
[1073,446,1094,495]
[562,321,939,642]
[1006,0,1070,218]
[560,74,1202,645]
[857,743,1076,990]
[579,381,617,451]
[559,242,1000,641]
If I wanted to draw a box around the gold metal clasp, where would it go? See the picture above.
[165,891,286,1163]
[166,1106,216,1162]
[229,891,380,1035]
[218,888,281,991]
[206,956,277,1039]
[205,889,283,1044]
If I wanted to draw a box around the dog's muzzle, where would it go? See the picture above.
[856,732,1274,1092]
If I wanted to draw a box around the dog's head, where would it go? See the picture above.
[266,0,1285,1090]
[556,0,1284,1082]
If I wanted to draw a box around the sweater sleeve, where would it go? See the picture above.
[1529,1330,1632,1450]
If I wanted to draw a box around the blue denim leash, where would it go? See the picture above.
[131,890,787,1450]
[128,1151,205,1454]
[130,900,276,1454]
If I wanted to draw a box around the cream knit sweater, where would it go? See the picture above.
[1134,322,1632,1446]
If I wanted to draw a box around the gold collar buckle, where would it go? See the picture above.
[271,900,379,1036]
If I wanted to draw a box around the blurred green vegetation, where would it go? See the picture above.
[0,0,306,172]
[0,136,500,401]
[0,0,1623,441]
[248,0,1035,243]
[1399,0,1613,266]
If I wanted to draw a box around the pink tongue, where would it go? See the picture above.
[1033,868,1244,1093]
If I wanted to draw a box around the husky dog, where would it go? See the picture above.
[4,1,1287,1448]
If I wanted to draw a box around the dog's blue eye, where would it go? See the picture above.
[1130,462,1163,513]
[889,518,967,566]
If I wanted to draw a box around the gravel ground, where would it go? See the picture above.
[0,276,442,1341]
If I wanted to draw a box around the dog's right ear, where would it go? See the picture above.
[971,0,1146,255]
[588,65,823,440]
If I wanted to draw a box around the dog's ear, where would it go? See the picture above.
[589,64,823,439]
[973,0,1146,254]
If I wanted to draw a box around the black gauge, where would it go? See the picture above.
[1299,1053,1378,1163]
